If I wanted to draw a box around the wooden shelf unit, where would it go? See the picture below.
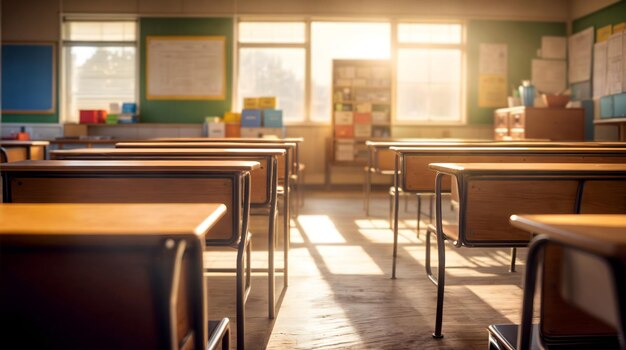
[331,59,392,165]
[494,107,585,141]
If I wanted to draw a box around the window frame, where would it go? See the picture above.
[235,19,310,125]
[393,20,467,126]
[60,18,139,123]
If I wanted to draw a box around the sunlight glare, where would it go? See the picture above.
[317,246,384,275]
[298,215,346,243]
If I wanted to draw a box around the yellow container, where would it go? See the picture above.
[258,97,277,109]
[224,112,241,123]
[243,98,259,109]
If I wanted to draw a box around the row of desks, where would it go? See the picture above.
[365,139,626,348]
[0,137,305,350]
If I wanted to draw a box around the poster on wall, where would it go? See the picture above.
[478,43,507,107]
[568,27,593,84]
[531,59,566,94]
[607,31,623,95]
[593,41,608,98]
[147,36,225,100]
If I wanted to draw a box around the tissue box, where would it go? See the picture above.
[241,109,263,127]
[263,109,283,128]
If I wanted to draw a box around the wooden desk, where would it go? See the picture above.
[501,214,626,349]
[50,147,287,319]
[390,147,626,279]
[594,117,626,141]
[0,140,49,161]
[0,203,228,350]
[1,160,258,350]
[364,140,626,216]
[50,138,133,149]
[117,142,295,270]
[424,162,626,339]
[150,137,307,211]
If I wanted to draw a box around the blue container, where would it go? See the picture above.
[614,93,626,117]
[263,109,283,128]
[241,109,262,127]
[122,102,137,114]
[519,82,535,107]
[600,96,614,119]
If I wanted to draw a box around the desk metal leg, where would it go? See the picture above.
[509,248,517,273]
[268,158,279,319]
[432,173,446,338]
[391,153,401,279]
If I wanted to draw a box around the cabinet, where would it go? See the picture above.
[331,59,392,164]
[493,107,585,141]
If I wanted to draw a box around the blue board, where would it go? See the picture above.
[2,43,55,113]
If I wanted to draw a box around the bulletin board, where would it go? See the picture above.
[146,36,226,100]
[1,43,56,114]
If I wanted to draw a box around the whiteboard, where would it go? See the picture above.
[147,36,225,100]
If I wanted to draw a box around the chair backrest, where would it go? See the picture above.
[0,147,7,163]
[0,235,205,349]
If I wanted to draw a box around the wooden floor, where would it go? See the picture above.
[205,190,527,349]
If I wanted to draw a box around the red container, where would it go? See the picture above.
[354,112,372,124]
[225,123,241,137]
[335,125,354,138]
[79,110,107,124]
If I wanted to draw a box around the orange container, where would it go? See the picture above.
[354,112,372,124]
[225,123,241,137]
[335,125,354,138]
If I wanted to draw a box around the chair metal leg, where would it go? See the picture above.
[364,168,371,216]
[389,190,394,230]
[235,233,250,350]
[433,173,446,338]
[509,247,517,273]
[417,194,422,236]
[391,153,401,279]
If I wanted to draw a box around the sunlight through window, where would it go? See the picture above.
[298,215,347,243]
[317,246,384,275]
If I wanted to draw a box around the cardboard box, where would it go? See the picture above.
[259,97,277,109]
[241,109,263,127]
[225,123,241,137]
[64,124,88,137]
[356,103,372,113]
[243,98,259,109]
[263,109,283,128]
[354,123,372,137]
[335,125,354,138]
[334,111,353,125]
[354,112,372,124]
[207,122,226,138]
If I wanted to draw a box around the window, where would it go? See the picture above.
[62,21,137,122]
[310,22,390,122]
[396,23,464,123]
[237,22,306,123]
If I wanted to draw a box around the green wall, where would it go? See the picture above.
[466,20,567,124]
[139,17,233,123]
[573,1,626,34]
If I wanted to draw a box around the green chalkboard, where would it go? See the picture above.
[466,20,567,124]
[573,1,626,34]
[139,17,233,124]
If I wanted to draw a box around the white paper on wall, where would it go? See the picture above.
[531,59,567,94]
[593,41,608,98]
[607,31,624,95]
[568,27,594,83]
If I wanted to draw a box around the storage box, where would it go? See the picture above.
[354,123,372,137]
[334,111,353,125]
[263,109,283,128]
[335,125,354,138]
[207,121,226,138]
[335,140,355,161]
[224,112,241,123]
[117,113,138,123]
[240,127,285,138]
[356,103,372,113]
[241,109,263,127]
[372,111,389,124]
[106,114,119,124]
[121,103,137,114]
[354,112,372,124]
[243,98,259,109]
[64,124,88,137]
[79,110,107,124]
[372,126,391,138]
[259,97,277,109]
[225,123,241,137]
[600,96,614,119]
[614,93,626,117]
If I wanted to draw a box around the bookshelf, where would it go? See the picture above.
[331,59,392,165]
